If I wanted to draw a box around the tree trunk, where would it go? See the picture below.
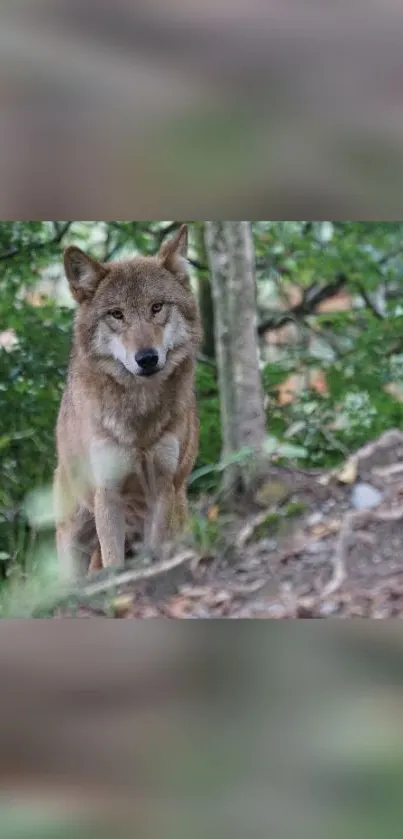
[204,222,266,494]
[194,222,215,358]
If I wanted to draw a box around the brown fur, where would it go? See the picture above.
[54,225,202,580]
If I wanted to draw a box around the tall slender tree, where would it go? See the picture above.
[205,222,266,493]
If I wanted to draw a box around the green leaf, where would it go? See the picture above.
[277,442,308,459]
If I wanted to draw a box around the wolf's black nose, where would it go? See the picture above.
[135,348,159,372]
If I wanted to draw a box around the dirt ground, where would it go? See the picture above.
[55,430,403,619]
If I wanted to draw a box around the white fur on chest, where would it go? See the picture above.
[89,437,133,490]
[89,431,180,491]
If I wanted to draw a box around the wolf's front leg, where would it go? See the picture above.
[56,517,95,581]
[90,438,130,568]
[146,486,189,557]
[144,484,175,556]
[54,466,96,580]
[144,435,180,556]
[94,488,126,568]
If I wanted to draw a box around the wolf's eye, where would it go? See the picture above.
[151,302,163,315]
[108,309,124,320]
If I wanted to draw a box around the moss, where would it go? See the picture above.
[283,501,308,517]
[253,511,282,540]
[193,363,221,490]
[250,502,308,542]
[254,479,289,507]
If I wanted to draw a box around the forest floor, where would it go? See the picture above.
[55,430,403,619]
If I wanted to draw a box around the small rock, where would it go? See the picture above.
[351,482,383,511]
[319,601,339,616]
[306,541,324,555]
[259,538,278,551]
[307,511,323,527]
[254,480,288,507]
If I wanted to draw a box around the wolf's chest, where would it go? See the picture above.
[101,411,140,448]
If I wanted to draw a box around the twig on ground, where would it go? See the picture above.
[77,549,197,600]
[373,463,403,478]
[319,490,403,602]
[228,579,269,596]
[31,549,197,617]
[354,429,403,463]
[320,513,352,599]
[235,510,274,549]
[372,505,403,522]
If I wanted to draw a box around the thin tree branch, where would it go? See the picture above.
[354,280,385,320]
[258,273,348,335]
[0,221,72,261]
[302,320,344,358]
[378,246,403,267]
[104,242,124,261]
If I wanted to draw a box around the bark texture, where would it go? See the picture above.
[205,222,266,493]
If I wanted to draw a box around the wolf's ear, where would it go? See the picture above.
[157,224,189,282]
[64,246,108,303]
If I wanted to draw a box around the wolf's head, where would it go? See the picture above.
[64,225,202,381]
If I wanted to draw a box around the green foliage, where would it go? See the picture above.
[262,352,403,469]
[189,513,221,553]
[0,301,71,565]
[194,363,221,486]
[254,221,403,467]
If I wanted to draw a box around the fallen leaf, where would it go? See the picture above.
[276,374,303,405]
[335,456,358,484]
[111,595,134,618]
[309,369,329,395]
[207,505,219,521]
[163,596,194,618]
[310,518,342,538]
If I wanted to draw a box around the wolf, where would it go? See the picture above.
[54,224,202,579]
